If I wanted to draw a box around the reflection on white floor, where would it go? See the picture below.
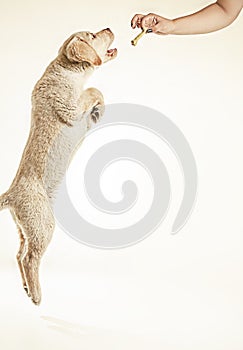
[1,256,243,350]
[42,316,162,349]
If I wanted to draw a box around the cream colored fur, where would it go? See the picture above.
[0,28,117,305]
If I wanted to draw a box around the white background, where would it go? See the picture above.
[0,0,243,349]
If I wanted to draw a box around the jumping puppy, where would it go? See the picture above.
[0,28,117,305]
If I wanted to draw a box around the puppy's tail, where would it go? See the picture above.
[0,192,10,211]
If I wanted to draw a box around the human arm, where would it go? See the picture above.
[131,0,243,35]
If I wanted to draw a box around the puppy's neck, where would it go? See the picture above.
[56,55,95,74]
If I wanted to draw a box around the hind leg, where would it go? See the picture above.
[22,237,51,305]
[22,227,55,305]
[16,225,28,293]
[21,213,55,305]
[13,196,55,305]
[10,209,29,293]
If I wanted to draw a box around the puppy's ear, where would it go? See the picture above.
[66,37,102,66]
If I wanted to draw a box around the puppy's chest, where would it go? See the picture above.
[43,115,90,196]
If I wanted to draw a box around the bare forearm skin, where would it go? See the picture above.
[170,1,243,35]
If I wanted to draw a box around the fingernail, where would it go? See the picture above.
[146,29,153,33]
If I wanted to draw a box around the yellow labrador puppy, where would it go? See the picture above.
[0,28,117,305]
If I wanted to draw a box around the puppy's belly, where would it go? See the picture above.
[43,116,89,202]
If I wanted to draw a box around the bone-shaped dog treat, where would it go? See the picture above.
[131,29,146,46]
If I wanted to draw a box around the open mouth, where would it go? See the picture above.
[103,31,117,61]
[106,48,117,57]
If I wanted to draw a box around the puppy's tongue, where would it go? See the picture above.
[106,48,117,56]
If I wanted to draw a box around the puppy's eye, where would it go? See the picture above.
[90,33,96,39]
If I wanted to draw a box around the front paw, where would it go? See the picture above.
[90,103,105,123]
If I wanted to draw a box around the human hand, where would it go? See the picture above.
[131,13,175,35]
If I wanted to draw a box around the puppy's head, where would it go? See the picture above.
[59,28,117,67]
